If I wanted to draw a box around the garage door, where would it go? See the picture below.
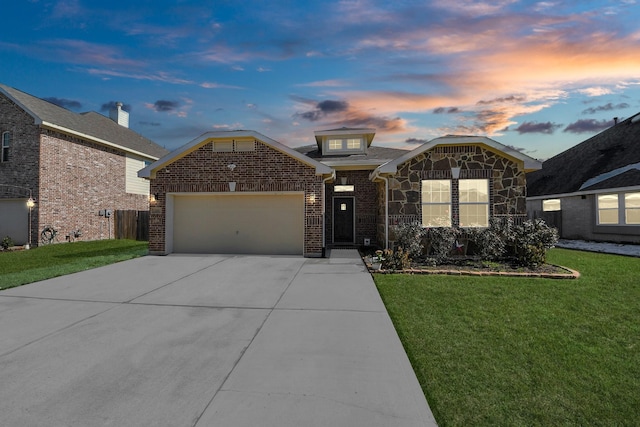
[0,200,28,245]
[172,193,304,255]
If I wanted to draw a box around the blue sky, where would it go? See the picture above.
[1,0,639,159]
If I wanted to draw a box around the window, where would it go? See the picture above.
[625,192,640,224]
[421,180,451,227]
[1,131,9,162]
[543,199,561,211]
[326,137,364,152]
[334,185,355,192]
[459,179,489,227]
[597,194,619,224]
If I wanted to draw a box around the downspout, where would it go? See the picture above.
[370,170,389,250]
[321,171,336,257]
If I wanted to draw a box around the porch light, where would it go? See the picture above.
[308,193,316,204]
[149,193,158,203]
[26,197,35,208]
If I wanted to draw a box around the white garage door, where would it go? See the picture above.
[0,200,28,245]
[172,193,304,255]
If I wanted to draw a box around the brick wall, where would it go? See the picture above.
[148,140,325,256]
[325,170,378,246]
[1,95,42,246]
[37,129,149,243]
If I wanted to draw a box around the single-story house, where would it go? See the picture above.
[0,83,169,246]
[139,129,541,256]
[527,113,640,243]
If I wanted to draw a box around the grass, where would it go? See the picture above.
[0,239,148,290]
[375,248,640,426]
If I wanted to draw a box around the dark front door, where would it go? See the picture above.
[333,197,355,244]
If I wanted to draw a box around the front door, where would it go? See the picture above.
[333,197,355,244]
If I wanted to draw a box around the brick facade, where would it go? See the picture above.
[0,93,149,246]
[148,140,325,256]
[380,144,528,246]
[325,170,378,246]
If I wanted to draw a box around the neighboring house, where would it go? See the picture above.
[0,84,169,246]
[527,113,640,244]
[140,128,541,256]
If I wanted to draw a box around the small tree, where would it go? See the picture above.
[1,236,14,250]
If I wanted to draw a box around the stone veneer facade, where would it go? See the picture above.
[0,94,149,246]
[148,140,325,256]
[379,144,528,247]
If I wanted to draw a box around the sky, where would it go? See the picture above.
[1,0,639,160]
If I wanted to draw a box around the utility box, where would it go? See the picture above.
[364,238,371,246]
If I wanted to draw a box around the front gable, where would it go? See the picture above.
[140,130,333,180]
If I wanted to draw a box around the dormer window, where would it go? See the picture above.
[325,137,364,153]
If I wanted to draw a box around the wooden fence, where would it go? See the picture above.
[114,210,149,241]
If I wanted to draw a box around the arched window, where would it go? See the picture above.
[1,131,9,162]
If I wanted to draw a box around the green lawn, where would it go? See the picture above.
[0,240,148,290]
[375,248,640,426]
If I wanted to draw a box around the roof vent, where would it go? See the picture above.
[109,102,129,128]
[613,117,618,125]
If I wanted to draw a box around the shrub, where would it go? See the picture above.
[381,247,411,271]
[425,226,461,263]
[1,236,14,250]
[509,218,559,267]
[466,218,507,261]
[394,223,426,259]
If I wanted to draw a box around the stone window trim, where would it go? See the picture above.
[1,131,9,162]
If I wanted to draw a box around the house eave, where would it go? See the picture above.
[527,184,640,200]
[41,122,161,161]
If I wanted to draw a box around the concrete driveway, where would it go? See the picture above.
[0,250,436,427]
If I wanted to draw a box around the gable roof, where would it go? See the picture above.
[0,83,168,159]
[527,113,640,197]
[139,130,334,179]
[374,135,542,175]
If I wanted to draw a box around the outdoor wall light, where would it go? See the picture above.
[26,197,36,208]
[308,193,316,204]
[451,167,461,179]
[150,193,159,203]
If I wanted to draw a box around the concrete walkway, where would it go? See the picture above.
[0,250,436,426]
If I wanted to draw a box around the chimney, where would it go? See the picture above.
[109,102,129,128]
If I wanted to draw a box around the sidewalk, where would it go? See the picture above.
[555,239,640,257]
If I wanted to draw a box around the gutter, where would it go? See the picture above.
[322,171,336,256]
[370,169,389,249]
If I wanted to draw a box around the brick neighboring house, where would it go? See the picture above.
[527,113,640,243]
[140,128,541,256]
[0,83,169,246]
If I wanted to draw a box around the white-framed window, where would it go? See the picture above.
[543,199,561,211]
[421,180,452,227]
[326,137,364,153]
[596,192,640,225]
[334,185,355,192]
[625,192,640,224]
[597,194,619,224]
[459,179,489,227]
[1,131,9,162]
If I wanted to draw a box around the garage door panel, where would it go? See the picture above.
[173,194,304,255]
